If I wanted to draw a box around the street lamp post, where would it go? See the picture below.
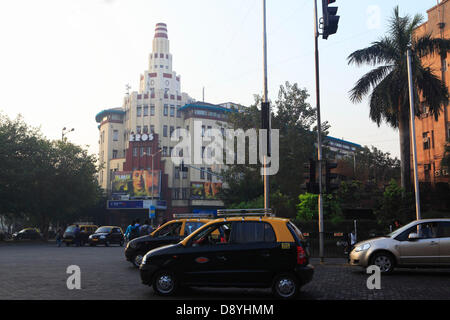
[62,127,75,141]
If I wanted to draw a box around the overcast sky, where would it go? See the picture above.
[0,0,440,158]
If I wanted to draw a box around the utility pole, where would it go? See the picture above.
[262,0,271,211]
[314,0,325,263]
[407,49,422,220]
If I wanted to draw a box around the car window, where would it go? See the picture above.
[189,223,232,247]
[231,222,276,244]
[184,222,205,236]
[438,222,450,238]
[154,222,182,237]
[395,222,439,241]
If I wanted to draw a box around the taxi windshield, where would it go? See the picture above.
[65,226,76,233]
[96,227,112,233]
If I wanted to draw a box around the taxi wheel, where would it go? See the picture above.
[272,273,299,299]
[153,270,178,296]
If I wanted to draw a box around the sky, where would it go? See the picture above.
[0,0,440,159]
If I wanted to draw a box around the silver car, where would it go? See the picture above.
[350,219,450,273]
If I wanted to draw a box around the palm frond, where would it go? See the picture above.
[348,38,397,66]
[349,65,395,103]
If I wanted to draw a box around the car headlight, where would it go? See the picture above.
[129,241,137,248]
[89,235,93,239]
[355,243,371,252]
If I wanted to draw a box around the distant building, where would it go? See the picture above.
[95,23,241,226]
[414,1,450,187]
[323,136,362,159]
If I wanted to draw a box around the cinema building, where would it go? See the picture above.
[95,23,241,226]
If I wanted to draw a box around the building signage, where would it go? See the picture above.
[435,168,449,177]
[107,200,167,210]
[129,133,154,142]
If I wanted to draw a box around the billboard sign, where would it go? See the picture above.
[190,182,222,200]
[112,170,161,198]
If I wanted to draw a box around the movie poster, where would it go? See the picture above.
[112,170,160,197]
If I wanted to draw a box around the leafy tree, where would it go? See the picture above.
[0,114,102,238]
[296,193,343,223]
[375,179,415,225]
[220,82,325,218]
[348,6,450,192]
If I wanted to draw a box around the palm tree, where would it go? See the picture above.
[348,6,450,192]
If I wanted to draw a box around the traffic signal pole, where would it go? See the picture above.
[314,0,325,263]
[262,0,271,212]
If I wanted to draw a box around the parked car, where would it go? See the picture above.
[63,224,98,246]
[125,215,213,267]
[350,218,450,273]
[139,209,314,299]
[12,228,42,240]
[89,226,124,246]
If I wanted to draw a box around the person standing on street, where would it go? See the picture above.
[350,230,357,251]
[74,225,81,247]
[56,228,63,247]
[124,220,135,242]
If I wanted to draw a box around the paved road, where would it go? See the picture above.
[0,242,449,300]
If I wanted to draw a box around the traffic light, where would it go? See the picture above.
[301,159,319,194]
[322,0,340,40]
[325,160,339,193]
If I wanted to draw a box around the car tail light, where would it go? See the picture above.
[297,245,307,265]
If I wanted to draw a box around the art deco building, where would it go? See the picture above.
[95,23,238,225]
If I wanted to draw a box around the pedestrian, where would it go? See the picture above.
[124,220,135,242]
[140,220,151,236]
[56,228,63,247]
[74,225,81,247]
[130,220,140,240]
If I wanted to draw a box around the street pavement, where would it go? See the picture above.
[0,242,449,300]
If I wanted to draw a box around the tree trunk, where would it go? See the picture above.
[398,105,412,192]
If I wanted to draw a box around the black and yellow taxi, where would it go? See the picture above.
[139,209,314,299]
[63,224,98,246]
[12,228,42,240]
[88,226,125,246]
[125,214,214,267]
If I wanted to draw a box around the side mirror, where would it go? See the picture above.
[408,233,419,241]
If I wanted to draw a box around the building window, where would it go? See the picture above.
[150,105,155,116]
[143,105,149,117]
[173,188,180,200]
[112,150,118,159]
[137,106,142,117]
[113,130,119,141]
[170,106,175,117]
[150,125,155,133]
[137,126,141,134]
[207,126,212,137]
[164,105,168,116]
[163,125,168,137]
[162,146,168,157]
[175,167,180,179]
[170,126,174,137]
[202,146,206,158]
[182,188,188,199]
[423,132,430,150]
[147,146,152,155]
[101,131,105,143]
[201,125,205,137]
[133,147,138,157]
[140,147,145,157]
[143,125,148,133]
[169,147,173,157]
[176,106,181,118]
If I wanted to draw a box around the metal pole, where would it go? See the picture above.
[407,49,422,220]
[262,0,270,210]
[314,0,325,263]
[151,154,155,227]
